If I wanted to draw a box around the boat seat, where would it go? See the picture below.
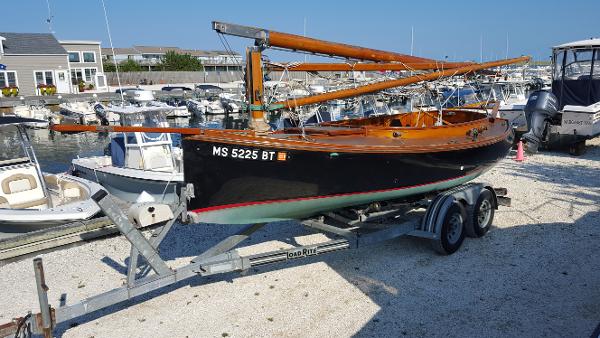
[1,172,48,209]
[60,181,87,200]
[2,173,38,194]
[43,174,60,189]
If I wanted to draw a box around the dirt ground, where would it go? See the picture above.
[0,138,598,338]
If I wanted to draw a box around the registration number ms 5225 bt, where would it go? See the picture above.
[212,145,287,161]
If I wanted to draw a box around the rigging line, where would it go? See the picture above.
[284,66,307,138]
[217,33,246,83]
[45,0,54,33]
[100,0,124,105]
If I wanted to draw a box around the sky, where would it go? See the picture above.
[2,0,599,63]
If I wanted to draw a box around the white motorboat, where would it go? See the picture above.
[122,89,190,118]
[71,106,184,204]
[57,101,100,125]
[0,116,103,234]
[12,103,53,128]
[149,100,191,118]
[187,98,225,117]
[483,81,529,132]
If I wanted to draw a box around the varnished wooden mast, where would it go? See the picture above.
[245,47,270,132]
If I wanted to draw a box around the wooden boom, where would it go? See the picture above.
[50,124,202,134]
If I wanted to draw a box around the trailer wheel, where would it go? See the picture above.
[569,140,586,156]
[432,201,466,255]
[466,189,495,238]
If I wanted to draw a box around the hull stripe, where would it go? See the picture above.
[191,173,471,214]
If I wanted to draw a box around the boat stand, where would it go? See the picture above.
[0,183,508,338]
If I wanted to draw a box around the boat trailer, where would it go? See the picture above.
[0,182,509,338]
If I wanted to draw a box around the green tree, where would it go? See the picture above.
[159,51,203,71]
[103,61,117,72]
[119,59,143,72]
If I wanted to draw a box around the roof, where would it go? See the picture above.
[100,46,240,56]
[0,32,67,55]
[101,47,140,55]
[133,45,181,54]
[554,38,600,49]
[59,40,101,45]
[182,49,240,57]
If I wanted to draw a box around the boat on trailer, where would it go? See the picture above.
[0,116,103,234]
[177,22,523,224]
[54,22,526,226]
[509,38,600,154]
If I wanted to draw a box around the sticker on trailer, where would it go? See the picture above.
[212,145,285,161]
[287,246,318,259]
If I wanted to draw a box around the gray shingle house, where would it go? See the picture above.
[0,32,105,96]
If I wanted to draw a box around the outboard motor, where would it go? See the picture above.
[94,103,110,126]
[521,90,559,152]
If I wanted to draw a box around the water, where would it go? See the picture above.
[0,117,209,173]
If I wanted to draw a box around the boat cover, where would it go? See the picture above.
[552,79,600,109]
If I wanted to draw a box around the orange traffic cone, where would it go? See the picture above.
[515,141,525,162]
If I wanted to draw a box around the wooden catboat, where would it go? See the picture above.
[183,110,513,224]
[52,22,527,225]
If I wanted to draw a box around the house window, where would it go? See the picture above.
[34,71,54,86]
[84,68,96,81]
[83,52,95,63]
[71,69,83,84]
[71,68,96,83]
[69,52,80,62]
[4,71,17,86]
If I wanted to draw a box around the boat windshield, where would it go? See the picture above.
[120,110,169,127]
[118,110,172,146]
[554,47,600,80]
[442,88,480,108]
[0,127,28,165]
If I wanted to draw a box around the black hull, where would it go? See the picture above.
[182,136,512,224]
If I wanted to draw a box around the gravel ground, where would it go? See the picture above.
[0,139,599,338]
